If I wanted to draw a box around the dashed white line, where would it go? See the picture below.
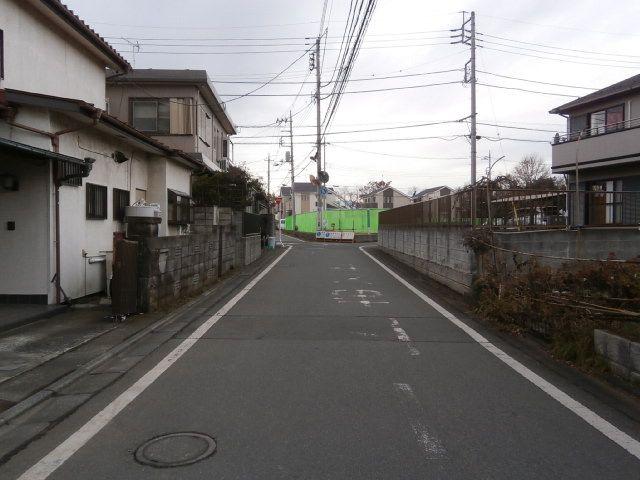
[17,248,293,480]
[361,246,640,461]
[393,383,446,459]
[390,318,420,356]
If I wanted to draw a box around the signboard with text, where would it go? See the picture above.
[315,231,355,242]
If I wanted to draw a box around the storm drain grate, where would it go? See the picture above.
[134,432,217,468]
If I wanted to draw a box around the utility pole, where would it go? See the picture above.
[276,111,296,230]
[314,35,324,232]
[457,11,477,225]
[470,11,477,225]
[288,110,296,230]
[267,154,271,199]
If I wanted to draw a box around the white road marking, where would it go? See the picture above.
[360,246,640,461]
[390,318,420,356]
[393,383,446,459]
[17,248,293,480]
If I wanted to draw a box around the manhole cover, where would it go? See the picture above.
[134,432,217,468]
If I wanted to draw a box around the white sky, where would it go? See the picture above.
[66,0,640,194]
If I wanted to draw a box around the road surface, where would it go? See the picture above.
[3,242,640,479]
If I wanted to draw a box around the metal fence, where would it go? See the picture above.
[379,188,640,229]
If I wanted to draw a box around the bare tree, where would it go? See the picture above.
[333,186,361,209]
[358,180,390,196]
[512,154,551,188]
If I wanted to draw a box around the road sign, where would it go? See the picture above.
[275,196,282,205]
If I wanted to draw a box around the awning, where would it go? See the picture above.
[0,137,85,164]
[168,188,190,197]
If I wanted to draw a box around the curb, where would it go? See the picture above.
[0,249,284,426]
[0,304,69,334]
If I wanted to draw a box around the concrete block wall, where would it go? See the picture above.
[137,226,236,312]
[490,228,640,270]
[244,234,262,266]
[378,225,476,295]
[594,329,640,383]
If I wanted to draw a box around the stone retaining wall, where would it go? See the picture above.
[594,329,640,383]
[378,225,476,295]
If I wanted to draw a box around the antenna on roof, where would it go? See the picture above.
[121,37,140,68]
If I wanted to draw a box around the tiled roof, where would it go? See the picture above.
[413,185,448,198]
[550,73,640,114]
[40,0,131,71]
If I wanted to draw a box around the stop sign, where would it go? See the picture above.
[275,196,282,205]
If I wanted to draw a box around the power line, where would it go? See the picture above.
[478,39,640,65]
[222,48,313,103]
[116,41,453,56]
[235,119,559,138]
[103,30,454,41]
[478,82,579,98]
[235,118,467,138]
[108,36,454,48]
[482,46,640,69]
[89,19,341,30]
[477,13,640,38]
[211,68,462,84]
[478,32,640,59]
[234,135,550,145]
[330,143,468,160]
[220,80,460,98]
[476,70,597,90]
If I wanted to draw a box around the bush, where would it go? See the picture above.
[473,260,640,370]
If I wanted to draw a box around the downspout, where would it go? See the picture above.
[7,111,102,303]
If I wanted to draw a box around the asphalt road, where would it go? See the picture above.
[3,242,640,479]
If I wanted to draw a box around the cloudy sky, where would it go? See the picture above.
[67,0,640,194]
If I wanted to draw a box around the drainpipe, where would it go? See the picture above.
[7,112,101,303]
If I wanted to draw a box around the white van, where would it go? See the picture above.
[278,218,286,230]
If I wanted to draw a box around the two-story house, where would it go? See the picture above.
[550,74,640,226]
[106,69,236,172]
[280,182,339,216]
[360,186,411,209]
[412,185,451,203]
[0,0,203,305]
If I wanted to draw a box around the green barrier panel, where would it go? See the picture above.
[284,209,385,233]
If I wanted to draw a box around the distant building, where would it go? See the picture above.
[412,185,451,203]
[360,186,411,209]
[550,73,640,225]
[107,69,236,172]
[279,182,339,216]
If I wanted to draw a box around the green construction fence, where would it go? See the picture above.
[284,209,385,233]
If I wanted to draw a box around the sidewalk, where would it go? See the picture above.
[0,302,164,413]
[0,248,283,463]
[0,304,68,333]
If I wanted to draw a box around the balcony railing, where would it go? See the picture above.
[552,117,640,144]
[379,188,640,229]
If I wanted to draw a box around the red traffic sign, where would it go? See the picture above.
[275,196,282,205]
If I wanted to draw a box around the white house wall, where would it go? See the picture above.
[0,0,107,108]
[165,158,192,236]
[53,115,153,300]
[0,156,52,301]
